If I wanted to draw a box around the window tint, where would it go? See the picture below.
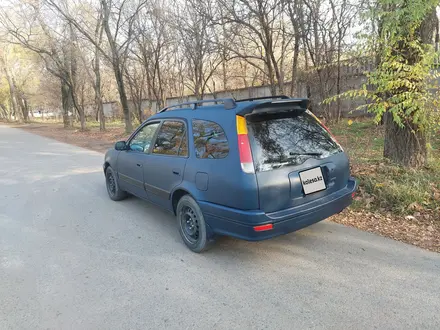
[192,120,229,159]
[247,110,343,172]
[129,122,160,153]
[153,121,187,156]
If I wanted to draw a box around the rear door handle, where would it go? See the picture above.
[136,163,142,167]
[172,169,180,175]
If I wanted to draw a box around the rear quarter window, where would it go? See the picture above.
[192,120,229,159]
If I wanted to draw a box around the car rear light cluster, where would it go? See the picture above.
[236,116,255,173]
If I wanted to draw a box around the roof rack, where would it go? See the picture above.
[159,98,237,113]
[235,95,290,103]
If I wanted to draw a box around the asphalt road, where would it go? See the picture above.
[1,125,440,330]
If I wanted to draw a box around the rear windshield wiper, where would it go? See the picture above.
[263,152,322,165]
[289,152,322,156]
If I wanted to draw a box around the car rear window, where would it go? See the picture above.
[246,110,342,172]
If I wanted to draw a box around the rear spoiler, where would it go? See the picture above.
[236,98,310,116]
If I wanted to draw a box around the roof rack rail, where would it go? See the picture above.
[159,98,237,113]
[235,95,290,103]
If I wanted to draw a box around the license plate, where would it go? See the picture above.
[299,167,326,195]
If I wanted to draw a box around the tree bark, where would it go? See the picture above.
[94,50,105,131]
[113,63,132,132]
[18,94,29,122]
[384,113,427,168]
[0,104,9,120]
[290,38,300,96]
[3,67,22,123]
[94,14,105,131]
[289,0,301,97]
[61,79,72,128]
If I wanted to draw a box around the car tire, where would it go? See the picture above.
[176,195,212,253]
[105,166,127,201]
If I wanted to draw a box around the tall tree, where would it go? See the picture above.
[47,0,148,133]
[382,2,439,167]
[0,1,82,128]
[174,0,223,99]
[331,0,440,168]
[216,0,288,95]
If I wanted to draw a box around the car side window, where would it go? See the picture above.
[129,122,160,153]
[192,120,229,159]
[153,121,187,156]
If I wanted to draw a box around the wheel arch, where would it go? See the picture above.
[171,184,203,215]
[104,161,111,174]
[171,188,191,215]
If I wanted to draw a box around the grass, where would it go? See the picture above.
[85,120,126,129]
[329,119,440,216]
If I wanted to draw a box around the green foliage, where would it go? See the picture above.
[359,161,440,214]
[326,0,440,134]
[329,119,440,215]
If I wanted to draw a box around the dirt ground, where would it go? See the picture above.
[6,121,439,253]
[15,123,128,153]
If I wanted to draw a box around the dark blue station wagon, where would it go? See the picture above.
[104,96,357,252]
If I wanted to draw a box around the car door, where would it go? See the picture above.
[117,122,161,199]
[143,120,188,210]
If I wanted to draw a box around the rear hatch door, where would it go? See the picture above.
[244,102,348,214]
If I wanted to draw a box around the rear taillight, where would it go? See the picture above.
[236,116,255,173]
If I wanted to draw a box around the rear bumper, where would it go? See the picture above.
[199,178,357,241]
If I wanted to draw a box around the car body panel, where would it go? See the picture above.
[253,153,350,213]
[199,178,356,241]
[143,153,187,210]
[117,151,149,199]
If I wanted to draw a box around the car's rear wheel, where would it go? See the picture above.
[176,195,212,253]
[105,166,127,201]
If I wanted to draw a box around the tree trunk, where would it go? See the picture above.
[94,26,105,131]
[101,0,132,133]
[383,113,427,168]
[97,101,105,131]
[61,79,72,128]
[302,39,313,110]
[382,6,436,167]
[3,67,22,123]
[0,104,9,120]
[335,38,342,122]
[290,39,300,96]
[137,101,143,123]
[23,98,29,122]
[78,106,86,131]
[289,0,301,97]
[18,96,29,122]
[94,62,105,131]
[114,65,132,132]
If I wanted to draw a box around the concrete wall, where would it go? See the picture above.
[129,77,366,118]
[102,66,439,119]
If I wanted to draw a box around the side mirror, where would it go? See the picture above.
[115,141,127,151]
